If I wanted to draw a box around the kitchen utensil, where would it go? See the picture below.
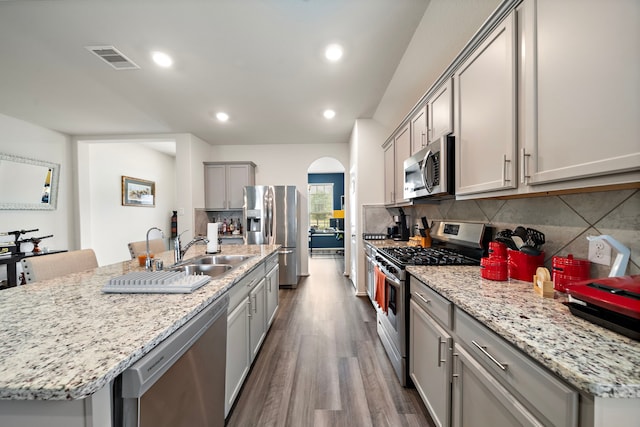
[421,216,430,230]
[520,245,541,256]
[526,228,545,249]
[513,226,527,240]
[419,228,426,237]
[495,237,518,250]
[511,235,525,249]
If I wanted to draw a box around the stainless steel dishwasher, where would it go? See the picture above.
[115,295,229,427]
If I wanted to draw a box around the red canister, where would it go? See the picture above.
[488,241,508,259]
[481,256,508,281]
[552,254,590,292]
[507,249,545,282]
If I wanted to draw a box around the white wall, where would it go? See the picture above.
[0,113,73,281]
[82,142,176,265]
[374,0,502,132]
[209,143,350,277]
[349,119,389,294]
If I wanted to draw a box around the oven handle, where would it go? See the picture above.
[375,265,401,288]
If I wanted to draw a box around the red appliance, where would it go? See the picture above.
[552,254,590,292]
[481,256,508,281]
[565,275,640,340]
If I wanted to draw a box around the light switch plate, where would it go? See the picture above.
[588,239,612,266]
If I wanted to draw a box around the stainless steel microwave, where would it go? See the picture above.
[403,134,454,199]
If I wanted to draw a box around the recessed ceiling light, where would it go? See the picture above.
[324,44,343,62]
[216,112,229,122]
[323,109,336,119]
[152,51,173,68]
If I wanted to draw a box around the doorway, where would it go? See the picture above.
[307,157,345,258]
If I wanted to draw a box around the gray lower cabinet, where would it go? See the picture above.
[225,261,271,417]
[409,275,579,427]
[249,278,267,362]
[265,255,279,327]
[452,343,543,427]
[409,299,452,427]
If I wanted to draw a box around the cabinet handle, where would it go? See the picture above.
[437,336,445,367]
[253,294,257,313]
[452,352,459,378]
[502,155,511,185]
[520,148,530,184]
[247,299,252,318]
[422,131,427,147]
[471,340,508,371]
[414,292,431,305]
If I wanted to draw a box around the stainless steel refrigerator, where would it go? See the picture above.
[244,185,299,287]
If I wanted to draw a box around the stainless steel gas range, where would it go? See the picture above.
[371,221,491,386]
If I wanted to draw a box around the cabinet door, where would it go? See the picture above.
[227,164,252,209]
[452,343,543,427]
[409,300,451,427]
[394,123,411,204]
[383,141,395,204]
[455,11,517,196]
[204,164,227,210]
[225,297,251,416]
[266,264,279,327]
[519,0,640,185]
[410,105,428,154]
[428,78,453,144]
[249,278,267,362]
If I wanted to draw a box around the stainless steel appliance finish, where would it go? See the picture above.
[117,295,229,427]
[403,134,454,200]
[244,185,299,286]
[372,221,488,386]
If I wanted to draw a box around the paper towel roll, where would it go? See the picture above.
[207,223,219,253]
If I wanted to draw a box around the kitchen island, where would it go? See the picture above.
[407,264,640,427]
[0,244,279,426]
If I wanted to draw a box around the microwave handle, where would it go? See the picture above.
[419,149,433,192]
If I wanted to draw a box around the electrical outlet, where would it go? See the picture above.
[588,239,612,266]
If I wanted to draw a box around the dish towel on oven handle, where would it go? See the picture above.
[374,265,388,313]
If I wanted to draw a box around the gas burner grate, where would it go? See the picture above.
[378,246,480,266]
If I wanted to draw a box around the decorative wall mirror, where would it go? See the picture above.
[0,153,60,210]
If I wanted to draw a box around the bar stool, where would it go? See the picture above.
[21,249,98,283]
[128,239,166,260]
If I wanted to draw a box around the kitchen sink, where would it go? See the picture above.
[190,254,255,266]
[171,263,233,277]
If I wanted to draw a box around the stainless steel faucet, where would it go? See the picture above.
[145,227,164,271]
[173,230,209,263]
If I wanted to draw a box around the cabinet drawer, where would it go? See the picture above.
[410,277,453,329]
[265,253,278,273]
[455,309,578,427]
[228,264,264,311]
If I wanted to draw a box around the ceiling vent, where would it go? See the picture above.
[86,45,140,70]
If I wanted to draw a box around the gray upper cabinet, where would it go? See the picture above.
[383,122,411,206]
[427,78,453,145]
[518,0,640,186]
[454,11,517,196]
[410,105,428,154]
[204,162,256,210]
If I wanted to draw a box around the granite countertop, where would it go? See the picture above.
[0,244,279,400]
[406,265,640,399]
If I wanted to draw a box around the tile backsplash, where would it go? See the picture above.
[364,189,639,277]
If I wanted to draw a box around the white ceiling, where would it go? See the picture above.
[0,0,429,146]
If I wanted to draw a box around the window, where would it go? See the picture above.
[308,183,333,230]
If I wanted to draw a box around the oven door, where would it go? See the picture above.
[375,267,407,384]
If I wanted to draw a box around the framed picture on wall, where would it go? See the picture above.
[122,176,155,207]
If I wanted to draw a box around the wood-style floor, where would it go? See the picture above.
[226,255,434,427]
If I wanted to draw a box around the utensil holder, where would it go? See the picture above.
[508,249,545,282]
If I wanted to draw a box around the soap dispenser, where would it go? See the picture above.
[586,235,630,277]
